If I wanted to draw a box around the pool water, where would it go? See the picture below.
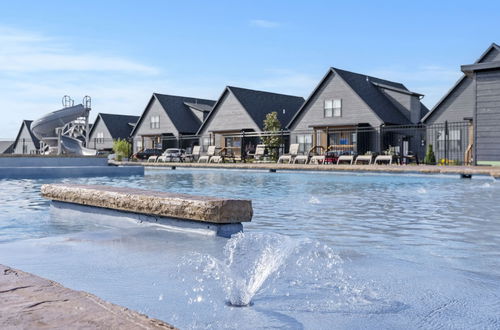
[1,168,500,329]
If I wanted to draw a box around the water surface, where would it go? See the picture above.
[0,168,499,329]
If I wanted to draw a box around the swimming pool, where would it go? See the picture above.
[1,168,500,329]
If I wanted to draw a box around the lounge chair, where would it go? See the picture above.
[184,145,201,162]
[157,148,184,163]
[374,155,394,165]
[277,144,299,164]
[337,155,354,165]
[209,155,223,163]
[251,144,266,162]
[198,146,216,163]
[308,146,327,165]
[354,155,373,165]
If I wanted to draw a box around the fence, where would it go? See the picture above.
[4,121,472,165]
[120,121,470,165]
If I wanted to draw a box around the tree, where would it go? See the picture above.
[261,112,282,160]
[424,144,436,165]
[113,139,131,161]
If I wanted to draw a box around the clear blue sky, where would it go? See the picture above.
[1,0,499,137]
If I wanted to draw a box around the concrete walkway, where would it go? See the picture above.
[119,161,500,178]
[0,264,175,330]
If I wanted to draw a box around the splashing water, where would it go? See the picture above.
[309,196,321,204]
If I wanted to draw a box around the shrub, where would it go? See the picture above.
[424,144,436,165]
[113,139,131,161]
[261,112,282,161]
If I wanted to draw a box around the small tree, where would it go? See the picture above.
[424,144,436,165]
[113,139,131,161]
[261,112,282,160]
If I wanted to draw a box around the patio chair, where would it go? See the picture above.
[354,155,373,165]
[308,146,327,165]
[251,144,266,162]
[198,146,216,163]
[277,144,300,164]
[184,145,201,162]
[374,155,394,165]
[337,155,354,165]
[147,155,159,162]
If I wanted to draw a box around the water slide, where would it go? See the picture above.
[31,104,97,156]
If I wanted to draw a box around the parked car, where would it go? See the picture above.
[133,148,163,160]
[157,148,185,162]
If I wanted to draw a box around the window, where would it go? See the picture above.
[296,134,312,153]
[96,132,104,144]
[324,99,342,117]
[136,140,143,151]
[150,116,160,129]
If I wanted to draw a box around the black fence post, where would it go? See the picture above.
[444,120,449,166]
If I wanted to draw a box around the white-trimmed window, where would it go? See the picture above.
[96,132,104,144]
[201,137,211,152]
[296,134,312,154]
[324,99,342,117]
[150,116,160,129]
[136,140,143,151]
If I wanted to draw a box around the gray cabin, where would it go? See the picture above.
[196,86,304,154]
[88,113,139,151]
[287,67,428,155]
[423,43,500,165]
[12,120,40,154]
[130,93,216,153]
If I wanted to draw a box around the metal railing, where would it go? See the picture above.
[4,121,471,165]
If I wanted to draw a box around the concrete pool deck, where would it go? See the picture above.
[0,264,175,329]
[117,161,500,178]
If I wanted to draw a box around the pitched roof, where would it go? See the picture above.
[90,113,139,140]
[197,86,305,134]
[131,93,216,136]
[423,43,500,123]
[288,67,426,128]
[184,102,213,112]
[13,120,40,149]
[0,141,14,154]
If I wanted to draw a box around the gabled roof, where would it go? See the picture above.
[0,141,14,154]
[131,93,216,136]
[197,86,305,134]
[423,43,500,123]
[13,120,40,149]
[288,67,424,128]
[184,102,213,113]
[89,113,139,140]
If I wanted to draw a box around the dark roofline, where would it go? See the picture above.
[423,42,500,122]
[461,60,500,74]
[196,86,304,135]
[131,93,216,137]
[130,95,156,137]
[12,120,38,150]
[287,68,397,128]
[370,81,424,97]
[196,87,236,135]
[89,113,139,138]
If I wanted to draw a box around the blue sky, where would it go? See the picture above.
[1,0,499,138]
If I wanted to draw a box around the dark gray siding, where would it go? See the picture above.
[480,48,500,63]
[199,91,260,135]
[476,69,500,162]
[13,124,38,154]
[425,77,475,124]
[290,72,383,132]
[88,118,113,150]
[132,98,179,152]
